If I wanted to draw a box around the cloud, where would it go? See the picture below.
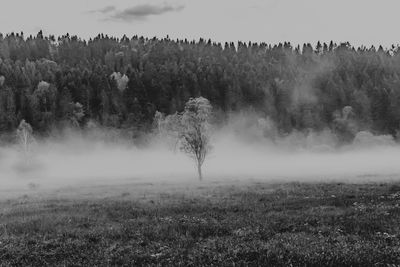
[99,6,117,13]
[109,3,185,21]
[88,5,116,14]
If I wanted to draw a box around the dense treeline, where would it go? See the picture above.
[1,31,400,142]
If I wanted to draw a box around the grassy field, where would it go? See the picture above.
[1,179,400,266]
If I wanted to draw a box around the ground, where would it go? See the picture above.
[1,179,400,266]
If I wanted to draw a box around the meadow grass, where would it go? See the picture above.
[0,180,400,266]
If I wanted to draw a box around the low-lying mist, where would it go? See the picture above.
[1,115,400,192]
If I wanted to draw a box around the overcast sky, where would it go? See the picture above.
[1,0,399,47]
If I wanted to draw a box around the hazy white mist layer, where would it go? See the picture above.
[1,129,400,191]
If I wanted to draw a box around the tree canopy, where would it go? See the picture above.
[1,32,400,142]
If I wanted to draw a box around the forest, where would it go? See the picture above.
[1,31,400,143]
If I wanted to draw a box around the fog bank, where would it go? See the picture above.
[1,126,400,192]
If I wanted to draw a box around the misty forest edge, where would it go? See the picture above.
[0,31,400,146]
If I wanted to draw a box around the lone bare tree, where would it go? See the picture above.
[155,97,213,180]
[16,119,34,162]
[179,97,212,180]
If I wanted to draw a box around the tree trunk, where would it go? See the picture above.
[197,163,203,181]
